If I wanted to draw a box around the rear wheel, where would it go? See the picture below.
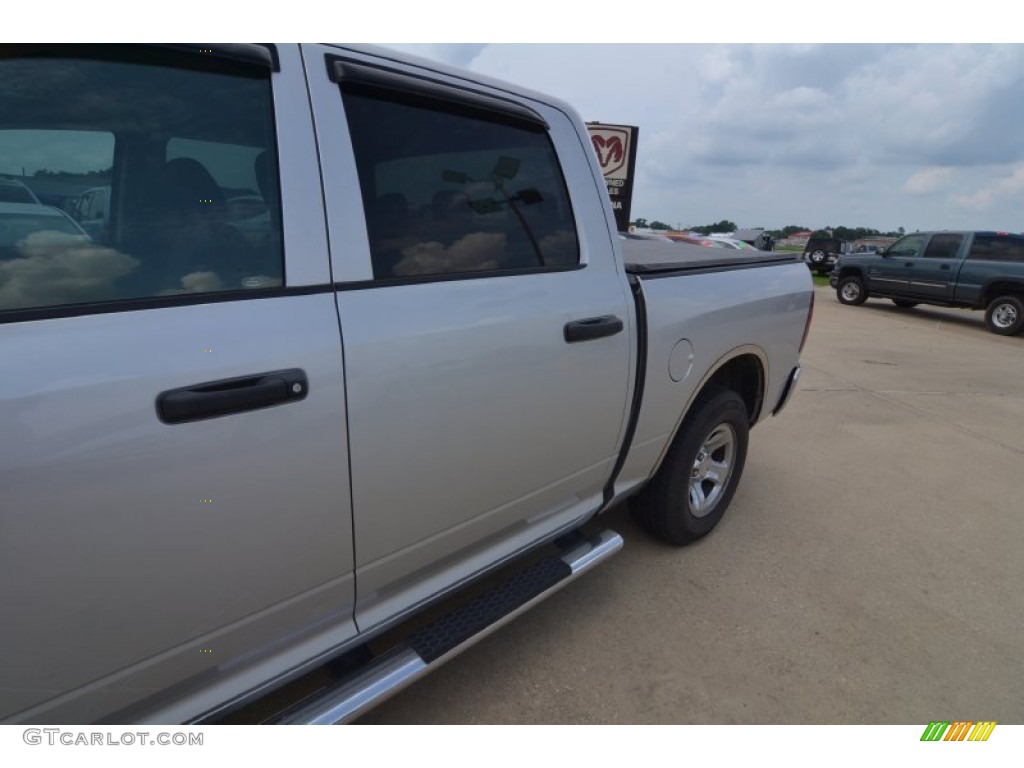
[837,275,868,305]
[631,388,749,546]
[892,299,918,308]
[984,295,1024,335]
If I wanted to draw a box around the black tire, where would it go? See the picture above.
[892,299,918,309]
[807,249,827,267]
[836,275,868,305]
[631,388,749,546]
[984,295,1024,336]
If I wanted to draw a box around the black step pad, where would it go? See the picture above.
[408,556,572,663]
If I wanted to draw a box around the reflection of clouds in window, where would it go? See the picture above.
[158,271,224,296]
[393,232,507,277]
[0,231,138,310]
[156,271,282,295]
[537,229,578,264]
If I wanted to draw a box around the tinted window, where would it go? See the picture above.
[923,233,963,259]
[342,88,579,280]
[888,234,928,258]
[0,52,283,313]
[968,235,1024,263]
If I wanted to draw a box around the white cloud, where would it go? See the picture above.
[904,168,953,195]
[952,165,1024,212]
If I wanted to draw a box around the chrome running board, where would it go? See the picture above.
[271,529,623,724]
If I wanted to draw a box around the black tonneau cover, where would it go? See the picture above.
[623,239,800,276]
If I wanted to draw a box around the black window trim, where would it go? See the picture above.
[0,44,278,76]
[0,285,329,326]
[327,56,549,131]
[157,44,279,71]
[0,264,591,323]
[335,263,586,291]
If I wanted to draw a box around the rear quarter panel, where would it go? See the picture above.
[954,259,1024,307]
[615,261,811,497]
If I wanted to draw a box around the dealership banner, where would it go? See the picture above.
[586,122,639,233]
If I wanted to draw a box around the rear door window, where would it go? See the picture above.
[342,87,579,280]
[923,233,963,259]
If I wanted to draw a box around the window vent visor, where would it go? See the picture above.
[328,58,549,131]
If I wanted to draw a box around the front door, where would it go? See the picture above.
[868,233,928,293]
[0,45,356,724]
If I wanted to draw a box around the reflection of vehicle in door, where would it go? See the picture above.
[0,176,42,204]
[831,230,1024,335]
[0,201,89,256]
[70,185,110,241]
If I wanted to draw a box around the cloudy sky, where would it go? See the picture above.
[22,2,1023,235]
[384,43,1024,234]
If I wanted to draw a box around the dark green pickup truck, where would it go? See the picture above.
[829,231,1024,335]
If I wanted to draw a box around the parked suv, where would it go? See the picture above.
[803,237,852,275]
[829,230,1024,335]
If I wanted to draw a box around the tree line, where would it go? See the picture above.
[771,224,906,240]
[631,218,907,240]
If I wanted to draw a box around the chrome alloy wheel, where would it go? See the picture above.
[991,301,1019,329]
[840,281,861,302]
[688,423,737,518]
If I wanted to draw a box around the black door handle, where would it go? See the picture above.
[940,263,950,270]
[904,261,914,267]
[564,315,624,343]
[157,369,308,424]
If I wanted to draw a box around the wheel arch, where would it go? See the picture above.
[631,350,763,544]
[980,279,1024,306]
[696,349,766,427]
[650,346,766,479]
[835,265,864,282]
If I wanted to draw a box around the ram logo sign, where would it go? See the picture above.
[586,122,639,233]
[920,721,996,741]
[590,128,628,177]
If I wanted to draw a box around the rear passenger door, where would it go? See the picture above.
[303,46,634,631]
[911,233,964,299]
[0,45,356,724]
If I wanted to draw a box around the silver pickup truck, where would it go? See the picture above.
[0,43,812,724]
